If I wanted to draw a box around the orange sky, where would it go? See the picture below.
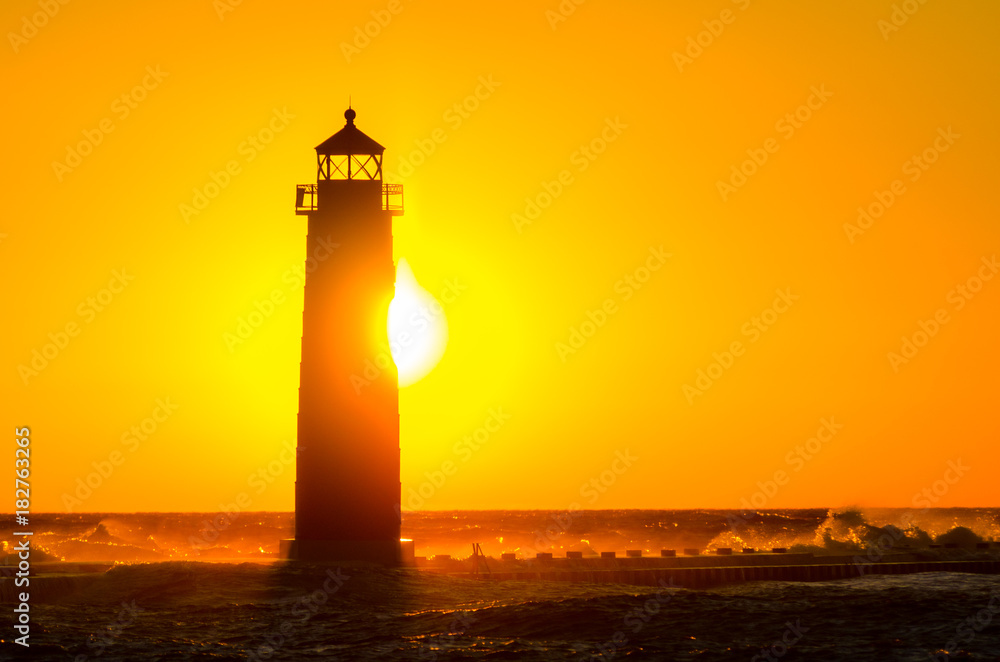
[4,0,999,513]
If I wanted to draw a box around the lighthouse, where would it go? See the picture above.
[280,108,408,565]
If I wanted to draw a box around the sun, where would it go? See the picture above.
[388,258,448,387]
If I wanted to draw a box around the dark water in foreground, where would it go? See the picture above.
[1,508,999,661]
[7,565,1000,661]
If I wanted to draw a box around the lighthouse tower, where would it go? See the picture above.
[280,108,407,565]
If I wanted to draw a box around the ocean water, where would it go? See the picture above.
[2,508,999,661]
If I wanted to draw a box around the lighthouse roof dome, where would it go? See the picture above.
[315,108,385,156]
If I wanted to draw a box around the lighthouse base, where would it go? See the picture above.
[280,538,415,566]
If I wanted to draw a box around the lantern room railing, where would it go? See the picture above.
[295,183,404,216]
[382,183,404,215]
[295,184,317,214]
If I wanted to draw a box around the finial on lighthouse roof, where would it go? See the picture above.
[345,107,356,124]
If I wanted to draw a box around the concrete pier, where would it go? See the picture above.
[418,551,1000,588]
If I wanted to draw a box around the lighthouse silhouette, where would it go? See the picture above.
[280,107,410,565]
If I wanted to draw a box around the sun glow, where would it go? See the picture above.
[388,259,448,387]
